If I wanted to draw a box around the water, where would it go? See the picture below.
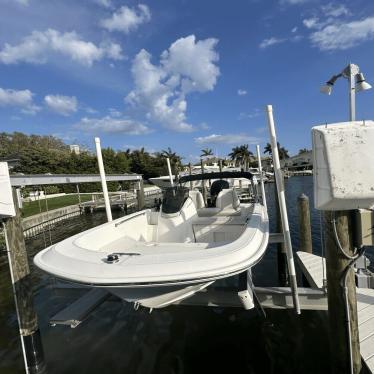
[0,177,342,373]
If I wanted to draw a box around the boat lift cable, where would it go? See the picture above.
[331,211,359,260]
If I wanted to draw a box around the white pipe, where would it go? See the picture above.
[166,158,174,187]
[256,145,267,210]
[94,137,112,222]
[265,105,300,314]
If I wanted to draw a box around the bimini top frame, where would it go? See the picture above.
[179,171,253,184]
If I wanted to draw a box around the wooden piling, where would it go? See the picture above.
[137,179,145,210]
[297,193,313,254]
[3,189,45,373]
[324,211,361,374]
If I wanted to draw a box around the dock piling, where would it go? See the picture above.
[3,189,46,374]
[297,193,313,254]
[324,211,361,374]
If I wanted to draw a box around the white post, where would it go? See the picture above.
[265,105,300,314]
[348,64,356,121]
[94,137,112,222]
[256,145,267,210]
[166,158,174,187]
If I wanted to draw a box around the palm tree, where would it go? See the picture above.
[264,142,289,159]
[200,148,214,157]
[161,147,181,164]
[228,144,253,168]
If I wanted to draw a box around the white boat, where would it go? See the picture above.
[149,165,268,189]
[34,172,269,309]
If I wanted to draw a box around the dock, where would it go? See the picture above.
[296,251,374,373]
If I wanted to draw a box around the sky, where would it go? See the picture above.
[1,0,374,162]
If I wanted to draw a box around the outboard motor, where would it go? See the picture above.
[210,180,230,207]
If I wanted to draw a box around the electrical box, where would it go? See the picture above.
[312,120,374,210]
[355,209,374,247]
[0,162,15,218]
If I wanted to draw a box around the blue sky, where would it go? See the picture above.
[1,0,374,161]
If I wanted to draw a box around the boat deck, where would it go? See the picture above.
[296,251,374,373]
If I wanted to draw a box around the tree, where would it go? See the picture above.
[264,142,289,159]
[298,148,309,154]
[200,148,214,157]
[228,144,253,167]
[161,147,182,164]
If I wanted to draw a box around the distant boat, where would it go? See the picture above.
[34,171,269,309]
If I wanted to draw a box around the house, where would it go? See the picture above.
[280,151,313,170]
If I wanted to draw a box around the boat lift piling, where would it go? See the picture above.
[266,104,300,314]
[2,187,46,374]
[166,158,174,187]
[256,145,267,210]
[94,137,112,222]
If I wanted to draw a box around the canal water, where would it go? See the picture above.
[0,176,362,373]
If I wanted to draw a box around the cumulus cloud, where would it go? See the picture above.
[280,0,309,5]
[126,35,220,132]
[0,29,123,66]
[303,18,320,29]
[195,134,260,145]
[321,3,350,18]
[92,0,111,7]
[237,89,247,96]
[44,94,77,116]
[310,17,374,51]
[259,37,285,49]
[0,87,40,114]
[101,4,151,33]
[75,116,151,134]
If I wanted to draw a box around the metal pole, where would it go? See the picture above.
[94,137,112,222]
[256,145,267,210]
[266,105,300,314]
[166,158,174,187]
[76,184,81,205]
[200,159,207,205]
[348,64,356,121]
[188,163,193,190]
[346,64,360,121]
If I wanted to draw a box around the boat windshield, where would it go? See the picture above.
[161,187,189,214]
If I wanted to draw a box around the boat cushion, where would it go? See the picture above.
[188,190,205,209]
[216,188,241,211]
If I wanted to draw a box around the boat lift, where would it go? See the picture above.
[43,105,306,326]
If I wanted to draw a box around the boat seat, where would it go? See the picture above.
[188,190,205,209]
[216,188,240,211]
